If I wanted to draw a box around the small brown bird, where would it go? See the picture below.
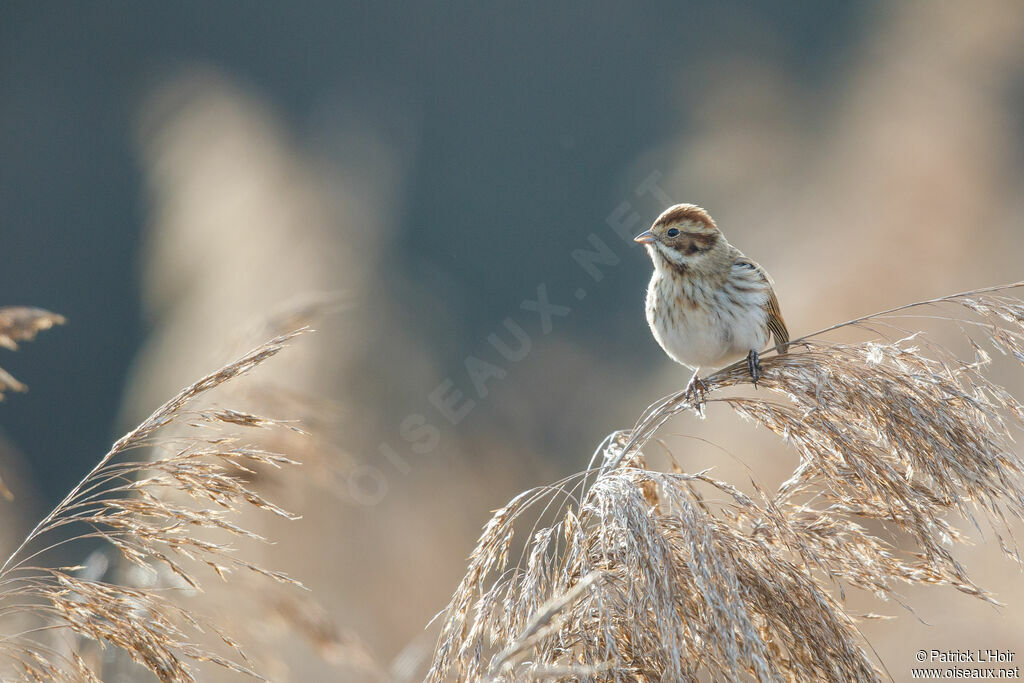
[635,203,788,400]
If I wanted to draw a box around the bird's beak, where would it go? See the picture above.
[633,230,656,244]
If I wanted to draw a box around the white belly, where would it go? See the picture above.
[645,272,770,370]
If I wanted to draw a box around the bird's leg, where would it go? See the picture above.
[685,367,709,415]
[747,349,761,388]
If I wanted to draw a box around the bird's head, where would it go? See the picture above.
[634,204,725,272]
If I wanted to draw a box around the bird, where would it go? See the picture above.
[634,203,788,404]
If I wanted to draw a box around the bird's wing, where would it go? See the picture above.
[733,256,789,353]
[765,287,789,352]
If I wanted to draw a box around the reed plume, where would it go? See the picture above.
[0,306,65,400]
[429,282,1024,682]
[0,329,306,682]
[0,306,65,501]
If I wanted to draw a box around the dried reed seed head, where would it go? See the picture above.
[0,307,66,351]
[0,306,65,401]
[0,330,311,681]
[429,284,1024,682]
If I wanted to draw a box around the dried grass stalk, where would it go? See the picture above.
[0,330,306,682]
[0,307,66,352]
[429,282,1024,682]
[0,306,65,499]
[0,306,65,399]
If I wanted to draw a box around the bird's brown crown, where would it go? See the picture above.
[652,204,717,233]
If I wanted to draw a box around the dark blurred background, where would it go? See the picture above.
[0,0,870,501]
[4,2,1024,680]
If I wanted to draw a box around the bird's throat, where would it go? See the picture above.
[653,249,688,277]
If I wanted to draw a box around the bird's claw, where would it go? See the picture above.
[685,373,709,415]
[747,349,762,388]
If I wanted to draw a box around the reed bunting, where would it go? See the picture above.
[635,204,788,402]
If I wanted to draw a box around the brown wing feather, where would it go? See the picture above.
[734,255,789,353]
[765,287,789,353]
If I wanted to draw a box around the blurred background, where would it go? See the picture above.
[3,1,1024,680]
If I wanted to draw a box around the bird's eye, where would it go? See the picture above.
[666,228,680,237]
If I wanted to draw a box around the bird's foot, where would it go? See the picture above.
[747,349,762,388]
[685,371,709,415]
